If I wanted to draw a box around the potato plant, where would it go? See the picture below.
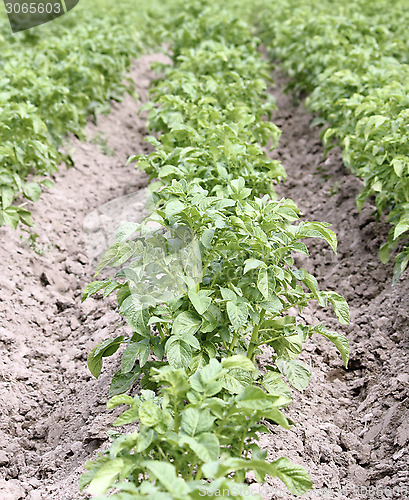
[0,0,166,229]
[256,0,409,282]
[81,358,312,498]
[133,40,284,198]
[81,0,349,497]
[85,180,349,396]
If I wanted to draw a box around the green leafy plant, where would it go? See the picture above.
[80,357,312,498]
[84,179,349,396]
[0,0,166,229]
[256,0,409,281]
[81,1,350,497]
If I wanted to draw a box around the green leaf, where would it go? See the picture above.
[393,249,409,285]
[379,242,390,264]
[86,458,127,495]
[221,355,255,371]
[215,456,312,495]
[115,222,139,242]
[322,127,336,145]
[235,385,277,411]
[261,371,292,401]
[271,457,313,495]
[2,207,20,229]
[103,281,120,298]
[95,244,121,276]
[200,228,215,249]
[276,358,311,391]
[220,368,252,394]
[180,433,220,462]
[319,329,350,367]
[171,311,202,337]
[188,289,212,315]
[142,461,189,498]
[120,295,143,331]
[181,407,215,436]
[113,405,140,426]
[107,394,135,409]
[87,337,123,378]
[391,157,405,177]
[201,304,222,333]
[41,179,54,190]
[220,287,237,302]
[244,259,265,274]
[109,369,140,397]
[326,292,350,325]
[151,366,190,397]
[1,187,14,208]
[165,337,192,369]
[257,267,269,300]
[297,222,337,253]
[139,400,161,427]
[264,408,293,429]
[299,269,322,304]
[136,428,154,453]
[259,294,282,314]
[95,242,136,276]
[189,358,222,395]
[164,200,185,218]
[364,115,387,140]
[82,280,108,302]
[182,334,201,350]
[23,182,42,202]
[121,339,150,373]
[17,208,33,227]
[87,351,103,379]
[226,301,248,331]
[394,218,409,241]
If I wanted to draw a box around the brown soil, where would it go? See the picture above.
[0,59,408,500]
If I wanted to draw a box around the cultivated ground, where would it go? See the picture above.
[0,57,408,499]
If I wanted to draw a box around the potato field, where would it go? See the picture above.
[0,0,408,499]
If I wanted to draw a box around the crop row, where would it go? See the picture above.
[0,0,165,229]
[80,2,350,498]
[256,0,409,283]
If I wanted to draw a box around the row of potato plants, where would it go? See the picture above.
[0,0,165,229]
[80,2,350,498]
[256,0,409,283]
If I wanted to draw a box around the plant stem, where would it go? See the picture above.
[210,270,220,289]
[157,323,165,340]
[173,389,180,433]
[272,297,309,317]
[229,331,239,352]
[247,310,265,360]
[157,445,168,462]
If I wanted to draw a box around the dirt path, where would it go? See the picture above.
[259,72,409,499]
[0,53,168,500]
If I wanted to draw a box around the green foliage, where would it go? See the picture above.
[85,180,349,396]
[81,0,349,496]
[132,36,284,198]
[0,0,165,228]
[80,359,312,498]
[256,0,409,281]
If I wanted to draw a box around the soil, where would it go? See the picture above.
[0,58,408,500]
